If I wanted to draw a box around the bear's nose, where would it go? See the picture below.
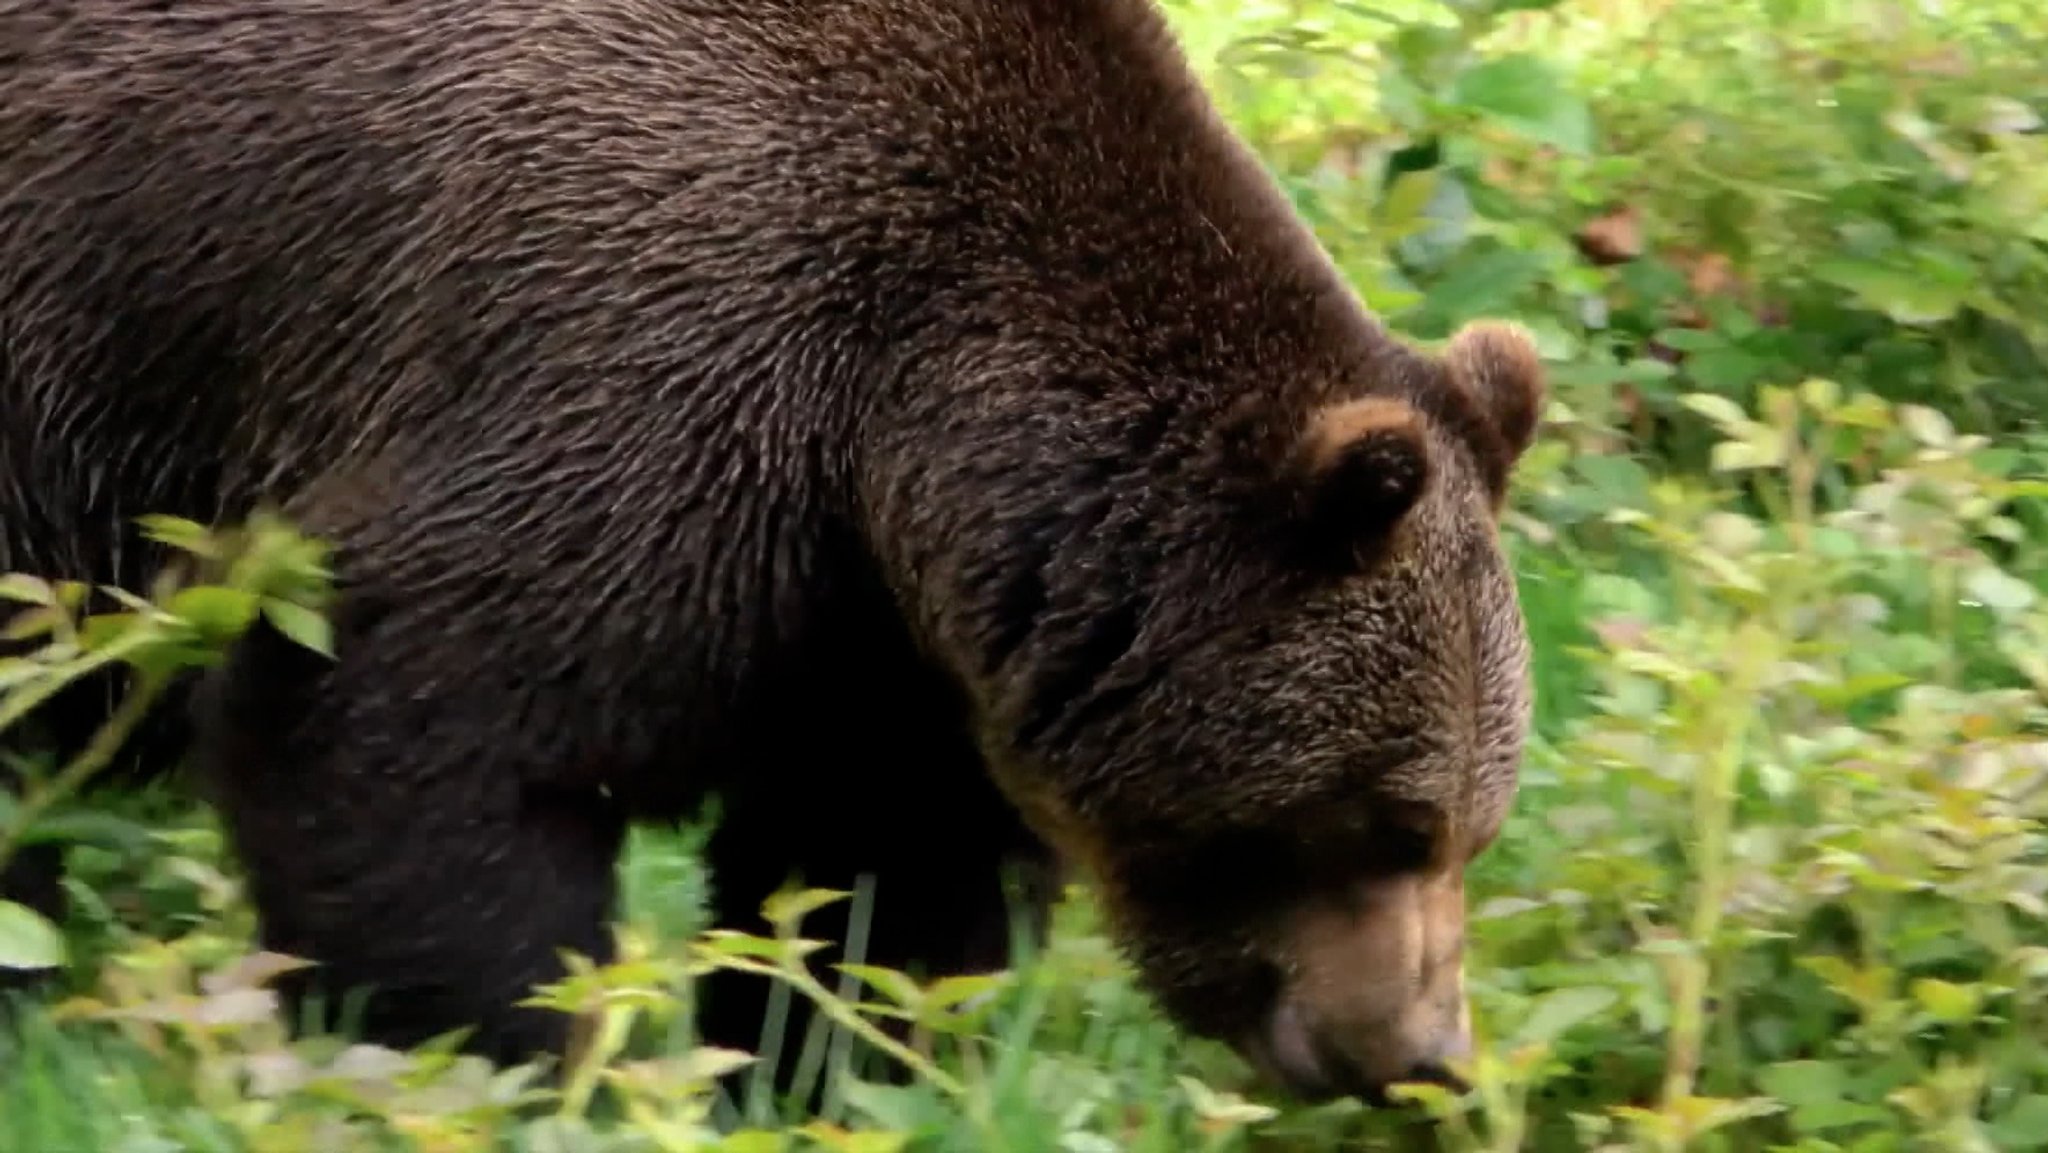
[1258,998,1472,1104]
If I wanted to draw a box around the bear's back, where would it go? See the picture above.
[1,3,853,543]
[0,0,1373,601]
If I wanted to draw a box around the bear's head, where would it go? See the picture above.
[996,319,1546,1104]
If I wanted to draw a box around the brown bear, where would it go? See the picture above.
[0,0,1542,1103]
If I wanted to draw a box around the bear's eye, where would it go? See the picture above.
[1370,821,1436,874]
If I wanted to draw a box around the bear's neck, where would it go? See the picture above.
[850,322,1339,767]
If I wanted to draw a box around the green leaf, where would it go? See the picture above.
[1813,259,1967,326]
[799,1123,908,1153]
[168,586,260,644]
[0,575,54,606]
[1703,425,1785,471]
[1180,1075,1281,1126]
[1416,246,1546,328]
[835,963,925,1009]
[1573,454,1654,503]
[1375,168,1441,240]
[695,930,793,961]
[759,887,850,935]
[1909,977,1983,1023]
[836,1077,937,1134]
[1687,347,1770,393]
[923,972,1009,1010]
[0,899,65,970]
[1448,53,1594,154]
[10,809,158,857]
[77,611,146,654]
[1512,984,1617,1048]
[1799,672,1912,710]
[1656,327,1729,353]
[1582,573,1663,619]
[1789,1099,1892,1134]
[1680,393,1751,427]
[0,643,140,735]
[1964,568,2037,614]
[261,599,334,658]
[1990,1096,2048,1150]
[1896,404,1955,448]
[1799,377,1842,414]
[3,606,67,643]
[1756,1060,1847,1107]
[135,514,217,559]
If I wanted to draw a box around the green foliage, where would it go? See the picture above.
[1,512,333,973]
[1189,0,2048,453]
[5,0,2048,1150]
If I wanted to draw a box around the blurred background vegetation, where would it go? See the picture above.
[4,0,2047,1149]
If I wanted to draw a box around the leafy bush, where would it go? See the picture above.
[1191,0,2048,452]
[5,0,2046,1150]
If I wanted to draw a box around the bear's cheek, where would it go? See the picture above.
[1118,918,1284,1048]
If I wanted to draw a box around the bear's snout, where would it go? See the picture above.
[1254,866,1473,1103]
[1256,983,1472,1103]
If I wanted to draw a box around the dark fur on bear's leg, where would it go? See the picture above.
[194,603,628,1068]
[695,851,1054,1112]
[688,649,1058,1107]
[0,844,66,926]
[695,813,1054,1106]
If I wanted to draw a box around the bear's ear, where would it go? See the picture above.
[1291,395,1434,549]
[1443,319,1546,465]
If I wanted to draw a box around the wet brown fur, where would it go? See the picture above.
[0,0,1544,1099]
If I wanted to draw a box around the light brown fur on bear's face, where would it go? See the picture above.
[986,322,1542,1103]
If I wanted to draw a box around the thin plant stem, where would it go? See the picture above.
[0,668,171,875]
[710,953,968,1099]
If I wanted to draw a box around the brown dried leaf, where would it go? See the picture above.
[1688,252,1738,297]
[1576,204,1644,265]
[195,987,279,1028]
[199,950,313,996]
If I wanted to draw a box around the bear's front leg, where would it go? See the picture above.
[191,595,627,1069]
[691,648,1059,1098]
